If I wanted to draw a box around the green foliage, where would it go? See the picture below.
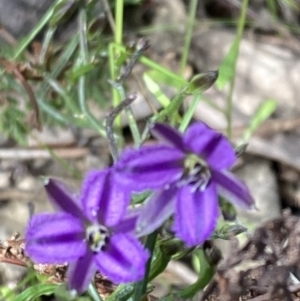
[216,38,240,90]
[14,284,57,301]
[0,102,28,144]
[242,99,277,143]
[106,284,134,301]
[180,249,215,299]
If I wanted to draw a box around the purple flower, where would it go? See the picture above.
[25,169,149,294]
[115,122,254,246]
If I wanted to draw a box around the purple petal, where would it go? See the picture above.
[174,183,219,247]
[95,233,149,283]
[45,179,86,220]
[25,213,86,263]
[67,249,97,294]
[112,208,139,234]
[136,187,177,237]
[81,169,130,227]
[151,123,185,151]
[184,122,236,170]
[115,145,185,192]
[212,169,255,209]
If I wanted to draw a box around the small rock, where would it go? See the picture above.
[236,156,281,226]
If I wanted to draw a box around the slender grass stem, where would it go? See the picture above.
[39,26,56,65]
[35,35,79,125]
[106,94,137,161]
[44,75,80,115]
[114,84,141,147]
[179,92,202,132]
[180,0,198,76]
[13,0,62,59]
[226,0,249,138]
[115,0,124,46]
[88,283,104,301]
[109,0,124,135]
[78,6,106,137]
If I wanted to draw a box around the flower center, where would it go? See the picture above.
[180,154,211,192]
[86,224,109,252]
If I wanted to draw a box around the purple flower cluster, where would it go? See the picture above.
[25,121,254,294]
[115,123,254,246]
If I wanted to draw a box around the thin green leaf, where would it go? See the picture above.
[87,283,104,301]
[14,284,58,301]
[49,0,78,27]
[145,68,186,90]
[153,83,190,124]
[106,284,135,301]
[143,72,171,108]
[148,245,172,282]
[242,99,277,142]
[13,0,63,59]
[216,38,239,90]
[70,63,96,81]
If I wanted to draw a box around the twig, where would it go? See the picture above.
[0,24,17,46]
[105,94,137,161]
[109,39,150,148]
[0,59,42,131]
[0,147,88,160]
[0,25,33,60]
[0,189,33,200]
[117,38,150,84]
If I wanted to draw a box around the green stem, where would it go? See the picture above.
[13,0,62,59]
[109,0,124,137]
[226,0,249,138]
[78,6,89,62]
[88,283,103,301]
[105,94,137,161]
[108,44,122,130]
[115,0,124,45]
[106,284,134,301]
[179,92,201,132]
[180,0,198,76]
[35,34,79,125]
[39,26,56,65]
[43,75,80,114]
[78,6,106,137]
[133,231,158,301]
[116,85,141,147]
[179,249,215,299]
[110,42,188,88]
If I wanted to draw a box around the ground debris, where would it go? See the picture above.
[0,233,116,299]
[201,210,300,301]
